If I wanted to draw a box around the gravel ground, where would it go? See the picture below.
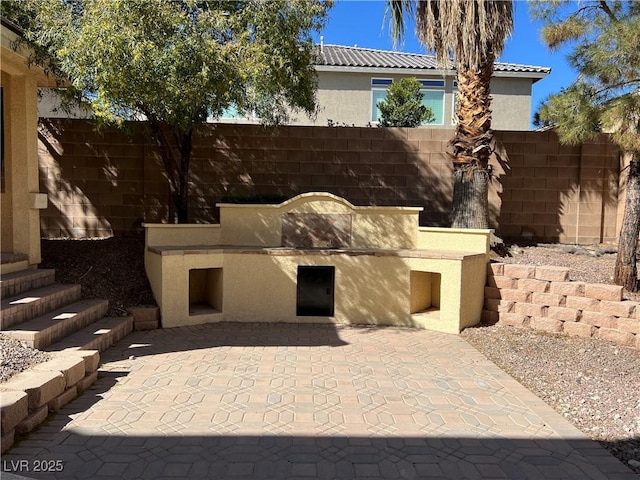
[472,242,640,473]
[462,325,640,473]
[1,238,639,472]
[0,334,51,383]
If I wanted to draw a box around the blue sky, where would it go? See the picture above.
[312,0,577,124]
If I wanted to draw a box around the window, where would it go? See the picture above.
[220,104,245,120]
[418,79,445,125]
[452,81,458,125]
[419,80,445,88]
[207,104,256,122]
[370,78,392,123]
[371,78,445,125]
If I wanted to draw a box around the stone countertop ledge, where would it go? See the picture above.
[146,245,486,261]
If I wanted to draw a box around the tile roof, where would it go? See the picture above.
[316,44,551,75]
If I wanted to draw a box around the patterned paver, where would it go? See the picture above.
[2,323,636,479]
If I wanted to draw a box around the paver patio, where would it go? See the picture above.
[2,323,636,479]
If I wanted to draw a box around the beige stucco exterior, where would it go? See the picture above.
[1,23,55,271]
[144,193,490,334]
[289,71,536,131]
[37,60,544,132]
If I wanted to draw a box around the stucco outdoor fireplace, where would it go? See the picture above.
[144,193,491,334]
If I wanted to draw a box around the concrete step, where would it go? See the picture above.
[0,284,82,330]
[1,269,56,299]
[2,299,109,349]
[47,316,134,353]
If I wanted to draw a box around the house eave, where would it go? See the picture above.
[1,23,58,87]
[314,64,550,82]
[315,65,452,77]
[1,17,24,36]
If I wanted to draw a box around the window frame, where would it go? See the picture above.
[370,78,393,124]
[370,77,447,126]
[451,80,458,126]
[417,79,445,126]
[207,103,259,123]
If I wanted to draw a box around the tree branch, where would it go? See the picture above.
[593,79,640,99]
[598,0,619,23]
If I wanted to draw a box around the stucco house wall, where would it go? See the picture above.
[1,19,54,270]
[286,44,549,131]
[487,77,536,131]
[293,70,455,127]
[36,44,549,133]
[292,71,534,131]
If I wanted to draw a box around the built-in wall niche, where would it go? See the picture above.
[189,268,223,316]
[296,266,335,316]
[410,271,441,320]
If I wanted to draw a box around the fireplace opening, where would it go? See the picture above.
[410,270,441,319]
[296,266,335,316]
[189,268,223,316]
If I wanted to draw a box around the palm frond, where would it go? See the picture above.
[416,0,513,68]
[384,0,414,46]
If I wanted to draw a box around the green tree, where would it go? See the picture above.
[377,77,435,127]
[386,0,513,228]
[531,0,640,291]
[3,0,331,223]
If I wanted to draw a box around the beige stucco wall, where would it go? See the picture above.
[417,227,491,253]
[37,88,93,119]
[490,77,535,131]
[218,193,422,249]
[290,71,536,131]
[144,193,491,334]
[1,25,54,268]
[145,249,225,327]
[1,71,14,253]
[146,248,488,334]
[290,70,454,128]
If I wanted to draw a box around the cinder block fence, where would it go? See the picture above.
[38,120,622,244]
[483,263,640,350]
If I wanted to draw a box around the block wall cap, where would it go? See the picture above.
[419,227,493,235]
[143,223,221,229]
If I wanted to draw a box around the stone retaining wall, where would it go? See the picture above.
[483,263,640,349]
[0,350,99,453]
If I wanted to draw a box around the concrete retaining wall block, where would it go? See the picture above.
[484,263,639,350]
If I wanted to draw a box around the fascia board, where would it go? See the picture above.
[314,64,550,81]
[315,65,452,77]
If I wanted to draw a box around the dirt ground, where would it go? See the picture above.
[40,237,156,317]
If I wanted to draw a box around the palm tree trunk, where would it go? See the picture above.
[449,62,494,229]
[614,153,640,292]
[450,167,489,229]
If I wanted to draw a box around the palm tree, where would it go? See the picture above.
[387,0,513,228]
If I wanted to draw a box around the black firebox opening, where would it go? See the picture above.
[296,266,335,316]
